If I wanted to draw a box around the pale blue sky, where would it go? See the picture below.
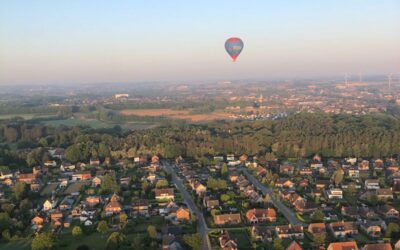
[0,0,399,84]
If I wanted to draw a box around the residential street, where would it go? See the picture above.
[162,161,212,250]
[240,168,306,226]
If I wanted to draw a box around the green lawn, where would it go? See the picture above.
[0,238,32,250]
[0,113,56,120]
[41,118,157,130]
[58,232,107,250]
[227,229,253,250]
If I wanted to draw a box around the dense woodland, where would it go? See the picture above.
[1,113,400,168]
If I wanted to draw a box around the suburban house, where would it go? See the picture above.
[44,160,57,168]
[49,148,64,159]
[308,223,326,235]
[245,208,277,223]
[192,181,207,196]
[360,220,386,238]
[280,164,294,174]
[229,173,239,182]
[275,224,304,239]
[326,188,343,200]
[91,176,102,187]
[286,241,303,250]
[31,216,44,227]
[348,167,360,178]
[315,180,331,190]
[72,171,91,181]
[256,166,268,176]
[203,196,220,210]
[359,160,370,170]
[327,241,358,250]
[176,207,190,221]
[299,168,313,175]
[50,211,63,226]
[89,158,100,166]
[131,199,149,217]
[378,205,399,219]
[363,243,393,250]
[329,221,358,238]
[59,197,74,211]
[155,188,175,201]
[86,196,101,207]
[275,179,295,188]
[219,230,238,250]
[214,213,241,225]
[104,193,122,214]
[341,206,360,219]
[376,188,393,200]
[365,179,380,190]
[251,226,275,242]
[17,173,36,184]
[43,200,55,211]
[0,170,13,180]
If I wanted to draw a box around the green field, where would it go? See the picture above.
[0,114,56,120]
[41,118,157,130]
[0,238,31,250]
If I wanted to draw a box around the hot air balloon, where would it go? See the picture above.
[225,37,243,62]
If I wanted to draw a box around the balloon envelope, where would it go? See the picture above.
[225,37,243,62]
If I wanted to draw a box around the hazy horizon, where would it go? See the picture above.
[1,0,399,85]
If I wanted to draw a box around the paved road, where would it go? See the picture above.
[240,168,306,226]
[162,161,212,250]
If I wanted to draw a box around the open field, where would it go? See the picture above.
[120,108,234,122]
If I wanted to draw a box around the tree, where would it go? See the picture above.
[313,233,325,247]
[31,232,56,250]
[331,169,344,187]
[367,192,378,206]
[210,209,219,217]
[147,225,157,239]
[106,232,126,249]
[220,194,230,202]
[12,182,26,201]
[273,237,284,250]
[1,229,11,241]
[311,209,324,222]
[142,179,149,193]
[386,222,400,238]
[0,212,10,231]
[101,174,119,194]
[183,234,202,250]
[221,164,228,177]
[119,213,128,227]
[1,203,13,214]
[72,226,83,238]
[65,144,82,163]
[344,183,357,205]
[156,179,169,188]
[97,220,108,235]
[207,178,227,190]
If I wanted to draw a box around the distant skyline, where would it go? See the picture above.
[0,0,399,85]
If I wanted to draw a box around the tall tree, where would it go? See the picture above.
[31,232,56,250]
